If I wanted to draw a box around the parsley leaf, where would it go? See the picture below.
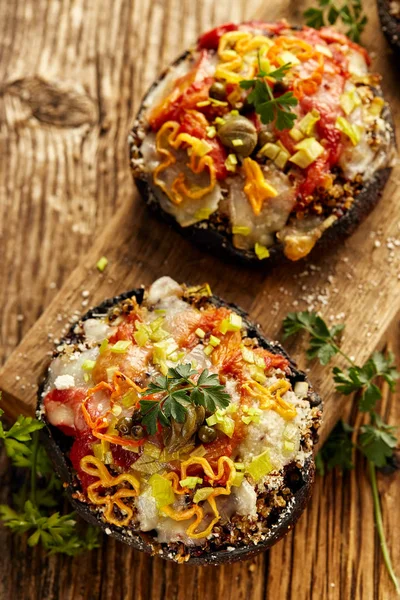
[303,0,368,43]
[239,60,298,130]
[359,414,398,467]
[139,365,230,434]
[283,311,344,365]
[0,406,101,556]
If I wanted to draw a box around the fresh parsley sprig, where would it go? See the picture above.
[240,61,298,130]
[304,0,368,43]
[0,407,100,556]
[140,364,230,435]
[283,312,399,413]
[282,311,399,594]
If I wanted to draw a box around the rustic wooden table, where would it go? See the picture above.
[1,0,399,598]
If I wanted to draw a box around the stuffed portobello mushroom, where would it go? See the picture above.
[378,0,400,54]
[38,277,322,564]
[130,21,395,264]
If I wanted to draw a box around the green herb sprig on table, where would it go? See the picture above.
[0,407,100,556]
[304,0,368,43]
[240,61,298,130]
[283,312,400,595]
[140,364,231,435]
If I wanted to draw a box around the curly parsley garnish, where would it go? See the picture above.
[139,364,231,435]
[240,62,298,131]
[282,311,400,594]
[0,406,100,556]
[304,0,368,43]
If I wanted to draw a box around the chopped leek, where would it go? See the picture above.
[298,109,320,136]
[149,474,175,509]
[195,328,206,339]
[110,340,132,354]
[204,344,214,356]
[277,51,300,66]
[219,312,242,334]
[209,335,221,347]
[246,450,273,482]
[232,472,245,487]
[82,359,96,371]
[99,339,109,354]
[259,142,280,160]
[106,366,118,381]
[194,207,214,221]
[335,116,361,146]
[206,125,217,138]
[206,409,235,438]
[96,256,108,272]
[232,225,251,236]
[193,487,215,503]
[242,347,255,363]
[225,153,238,172]
[179,476,203,489]
[254,243,270,260]
[289,137,324,169]
[241,406,262,425]
[340,89,361,115]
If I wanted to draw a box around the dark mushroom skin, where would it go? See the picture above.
[129,22,395,267]
[37,285,322,565]
[377,0,400,55]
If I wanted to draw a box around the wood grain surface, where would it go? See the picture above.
[0,0,399,598]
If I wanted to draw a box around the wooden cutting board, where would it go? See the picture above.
[0,0,399,450]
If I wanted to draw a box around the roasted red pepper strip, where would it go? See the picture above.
[197,22,239,49]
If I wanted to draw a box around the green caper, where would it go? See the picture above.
[257,129,274,148]
[198,425,217,444]
[116,417,132,436]
[131,425,145,440]
[217,115,257,157]
[209,81,227,101]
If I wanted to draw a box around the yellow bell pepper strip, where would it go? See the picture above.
[80,455,140,527]
[242,379,297,420]
[153,120,217,205]
[242,157,278,216]
[161,456,237,539]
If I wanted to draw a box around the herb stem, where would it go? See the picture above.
[368,460,400,596]
[30,431,39,506]
[301,324,357,367]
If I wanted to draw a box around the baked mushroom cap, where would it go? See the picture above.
[129,21,395,266]
[377,0,400,54]
[38,277,322,564]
